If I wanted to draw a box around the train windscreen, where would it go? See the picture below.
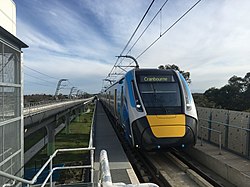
[136,73,183,115]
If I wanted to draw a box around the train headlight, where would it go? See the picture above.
[135,100,143,112]
[136,104,142,109]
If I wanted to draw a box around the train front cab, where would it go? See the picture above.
[131,69,197,151]
[132,115,197,150]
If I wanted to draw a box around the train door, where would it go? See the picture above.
[120,86,124,115]
[118,86,123,121]
[114,89,117,118]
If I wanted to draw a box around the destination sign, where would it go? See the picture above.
[140,75,174,82]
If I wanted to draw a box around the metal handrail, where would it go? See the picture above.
[89,100,97,148]
[99,150,112,186]
[89,100,97,183]
[199,118,250,132]
[200,126,222,155]
[0,100,96,186]
[41,164,92,187]
[0,147,95,186]
[98,150,159,187]
[1,99,159,186]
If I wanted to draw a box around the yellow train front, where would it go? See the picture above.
[100,68,198,151]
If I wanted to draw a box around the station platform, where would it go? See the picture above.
[93,101,139,184]
[186,141,250,187]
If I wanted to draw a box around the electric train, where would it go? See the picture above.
[100,68,198,151]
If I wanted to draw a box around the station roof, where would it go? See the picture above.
[0,26,28,49]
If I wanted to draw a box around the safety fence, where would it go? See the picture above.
[0,100,96,186]
[1,100,158,186]
[0,147,95,187]
[197,107,250,159]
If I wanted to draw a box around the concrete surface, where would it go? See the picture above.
[186,142,250,187]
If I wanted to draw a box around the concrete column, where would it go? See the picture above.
[46,115,57,156]
[80,104,85,114]
[65,110,70,134]
[76,109,81,122]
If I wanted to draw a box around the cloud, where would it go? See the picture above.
[15,0,250,94]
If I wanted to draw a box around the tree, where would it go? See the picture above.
[192,93,216,108]
[158,64,191,84]
[203,72,250,111]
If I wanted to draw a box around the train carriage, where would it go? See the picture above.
[100,68,198,151]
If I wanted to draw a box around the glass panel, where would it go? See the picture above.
[2,44,20,84]
[0,43,3,83]
[0,86,20,121]
[4,120,20,159]
[138,82,182,107]
[4,87,20,119]
[0,86,3,121]
[13,152,22,177]
[137,74,183,115]
[0,38,22,187]
[0,126,3,163]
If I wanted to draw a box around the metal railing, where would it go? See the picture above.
[0,100,96,186]
[199,118,250,133]
[98,150,159,187]
[199,116,250,157]
[0,147,95,186]
[200,126,222,155]
[88,100,97,183]
[1,99,159,186]
[41,147,95,187]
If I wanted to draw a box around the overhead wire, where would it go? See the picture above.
[119,0,155,56]
[107,0,155,79]
[24,65,59,80]
[110,0,169,80]
[24,73,56,85]
[124,0,169,58]
[121,0,203,71]
[24,65,78,94]
[24,81,55,87]
[104,0,203,91]
[135,0,203,60]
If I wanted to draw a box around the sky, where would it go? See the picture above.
[14,0,250,95]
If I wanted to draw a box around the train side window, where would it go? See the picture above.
[108,91,111,107]
[114,89,117,116]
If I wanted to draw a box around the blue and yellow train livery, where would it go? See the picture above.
[100,68,198,151]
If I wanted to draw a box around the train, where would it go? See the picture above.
[99,68,198,151]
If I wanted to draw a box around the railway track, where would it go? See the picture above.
[135,148,235,187]
[101,102,235,187]
[171,149,236,187]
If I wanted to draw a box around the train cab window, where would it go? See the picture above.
[114,89,117,116]
[136,73,183,115]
